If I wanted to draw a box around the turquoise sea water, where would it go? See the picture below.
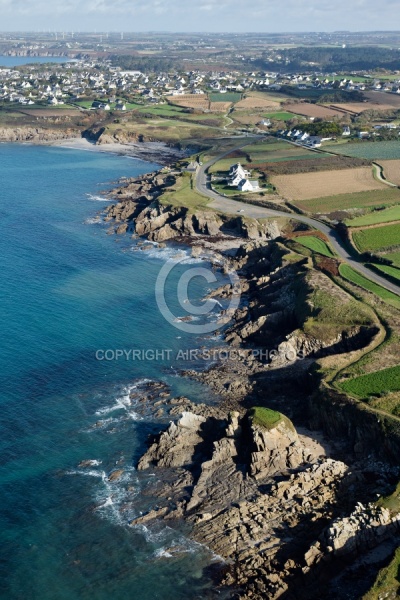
[0,56,73,67]
[0,144,226,599]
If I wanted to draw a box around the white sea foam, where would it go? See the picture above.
[86,193,109,202]
[154,548,173,559]
[131,242,203,265]
[94,383,146,419]
[84,216,102,225]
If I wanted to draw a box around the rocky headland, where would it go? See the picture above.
[97,162,400,599]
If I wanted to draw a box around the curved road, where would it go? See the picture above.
[196,145,400,297]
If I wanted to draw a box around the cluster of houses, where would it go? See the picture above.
[1,55,400,111]
[227,163,260,192]
[276,125,352,148]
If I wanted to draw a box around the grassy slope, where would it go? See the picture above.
[157,172,210,211]
[372,263,400,284]
[339,264,400,309]
[384,251,400,267]
[340,365,400,397]
[295,188,400,214]
[294,236,335,257]
[346,205,400,227]
[248,407,295,433]
[363,547,400,600]
[353,223,400,253]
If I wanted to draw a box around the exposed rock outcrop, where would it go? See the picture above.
[0,126,81,142]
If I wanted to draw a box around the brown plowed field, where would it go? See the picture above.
[271,167,386,201]
[171,95,210,110]
[209,102,232,112]
[284,103,344,119]
[380,159,400,185]
[234,96,281,110]
[330,102,395,114]
[364,91,400,108]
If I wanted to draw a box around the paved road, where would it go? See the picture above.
[196,145,400,297]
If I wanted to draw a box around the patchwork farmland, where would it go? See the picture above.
[271,167,386,201]
[284,103,344,119]
[330,141,400,160]
[380,160,400,186]
[295,188,400,214]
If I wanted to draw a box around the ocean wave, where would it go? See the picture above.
[84,216,102,225]
[94,382,149,417]
[86,193,109,202]
[130,243,204,264]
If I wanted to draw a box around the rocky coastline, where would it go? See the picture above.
[98,159,400,598]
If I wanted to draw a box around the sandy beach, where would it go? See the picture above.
[52,137,188,165]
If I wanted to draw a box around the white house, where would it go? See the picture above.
[238,179,259,192]
[342,126,351,136]
[228,163,250,186]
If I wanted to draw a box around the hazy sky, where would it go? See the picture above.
[0,0,396,32]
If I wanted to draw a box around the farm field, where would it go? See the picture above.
[352,223,400,253]
[294,235,335,257]
[346,205,400,227]
[339,264,400,308]
[380,159,400,185]
[364,91,400,108]
[372,263,400,284]
[234,96,281,110]
[209,92,241,103]
[209,156,249,173]
[138,105,188,117]
[17,107,81,116]
[383,251,400,267]
[105,119,223,144]
[331,141,400,160]
[296,188,400,214]
[209,101,232,112]
[272,167,385,201]
[246,90,292,103]
[170,94,209,110]
[261,155,369,176]
[330,102,395,114]
[259,153,325,164]
[230,112,266,126]
[284,102,344,119]
[263,111,298,121]
[340,365,400,398]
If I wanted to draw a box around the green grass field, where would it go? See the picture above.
[346,205,400,227]
[339,264,400,308]
[263,111,297,121]
[138,105,186,117]
[209,156,248,173]
[294,235,335,257]
[372,263,400,284]
[331,141,400,160]
[384,250,400,267]
[209,92,242,103]
[265,153,325,163]
[157,172,209,211]
[352,223,400,252]
[296,188,400,214]
[340,365,400,397]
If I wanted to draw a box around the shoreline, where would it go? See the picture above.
[101,173,400,598]
[50,137,190,166]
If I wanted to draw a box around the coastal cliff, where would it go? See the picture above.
[104,171,281,241]
[0,126,81,143]
[128,237,399,599]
